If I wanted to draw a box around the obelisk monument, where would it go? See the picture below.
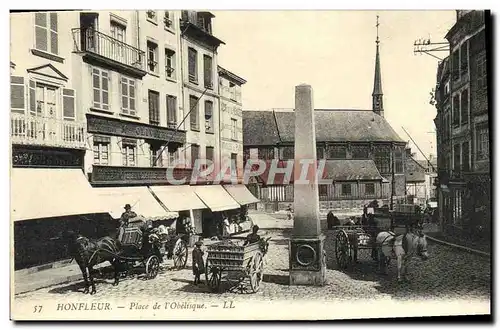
[289,84,326,286]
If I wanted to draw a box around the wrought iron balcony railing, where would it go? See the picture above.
[72,28,146,73]
[11,113,86,149]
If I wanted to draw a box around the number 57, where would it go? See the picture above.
[33,305,42,313]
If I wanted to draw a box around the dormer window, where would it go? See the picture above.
[196,12,212,34]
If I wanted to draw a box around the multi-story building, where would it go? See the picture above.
[218,66,246,179]
[243,30,407,213]
[434,10,490,237]
[10,10,257,270]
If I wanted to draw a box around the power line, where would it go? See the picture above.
[401,126,437,172]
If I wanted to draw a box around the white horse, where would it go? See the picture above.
[375,230,429,282]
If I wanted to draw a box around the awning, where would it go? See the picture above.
[93,186,178,219]
[223,185,260,205]
[193,185,240,212]
[11,168,109,222]
[150,185,207,212]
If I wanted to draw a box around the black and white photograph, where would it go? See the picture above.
[7,7,492,321]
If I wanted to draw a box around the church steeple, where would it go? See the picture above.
[372,15,384,117]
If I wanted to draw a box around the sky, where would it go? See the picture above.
[212,10,457,160]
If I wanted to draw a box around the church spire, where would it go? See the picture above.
[372,15,384,117]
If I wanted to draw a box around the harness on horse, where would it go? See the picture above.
[381,232,409,257]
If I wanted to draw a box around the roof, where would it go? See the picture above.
[323,159,386,181]
[218,66,247,85]
[253,159,386,185]
[243,109,405,146]
[406,171,426,183]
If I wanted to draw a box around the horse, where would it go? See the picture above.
[62,231,122,295]
[375,229,429,282]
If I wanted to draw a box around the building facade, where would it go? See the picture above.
[434,10,490,237]
[10,10,255,270]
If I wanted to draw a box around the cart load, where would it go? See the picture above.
[205,237,270,293]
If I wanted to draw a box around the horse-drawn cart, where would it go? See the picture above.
[116,215,188,279]
[205,237,270,293]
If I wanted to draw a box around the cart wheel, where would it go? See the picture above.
[249,251,264,293]
[145,255,160,279]
[173,239,188,269]
[335,230,351,269]
[205,261,222,293]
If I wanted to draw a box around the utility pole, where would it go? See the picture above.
[390,154,395,210]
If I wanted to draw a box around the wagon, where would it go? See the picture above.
[205,237,270,293]
[334,205,424,269]
[116,215,188,279]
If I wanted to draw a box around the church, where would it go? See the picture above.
[242,21,407,213]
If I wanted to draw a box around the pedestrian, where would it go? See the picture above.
[192,240,205,285]
[244,225,261,246]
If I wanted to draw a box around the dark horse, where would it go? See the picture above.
[63,231,122,295]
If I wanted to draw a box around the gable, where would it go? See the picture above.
[27,64,68,82]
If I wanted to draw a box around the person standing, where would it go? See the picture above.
[192,241,205,285]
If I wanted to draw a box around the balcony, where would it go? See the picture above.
[11,113,86,149]
[72,28,147,78]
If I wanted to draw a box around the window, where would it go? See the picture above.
[229,82,236,101]
[341,184,352,196]
[188,48,198,83]
[148,90,160,125]
[352,145,370,159]
[150,143,163,167]
[163,11,173,29]
[462,141,470,171]
[319,185,328,198]
[167,146,179,166]
[461,89,469,125]
[189,95,199,130]
[206,146,214,163]
[452,50,459,81]
[32,83,57,117]
[166,95,177,128]
[191,144,199,168]
[328,145,346,159]
[11,76,25,114]
[110,21,126,59]
[231,118,238,140]
[453,144,461,172]
[477,128,489,160]
[460,42,468,77]
[374,148,390,173]
[205,100,213,133]
[316,146,324,159]
[231,153,238,175]
[258,147,275,160]
[365,183,375,196]
[165,49,176,80]
[122,140,137,166]
[394,150,403,173]
[93,136,110,165]
[452,95,460,127]
[92,68,109,110]
[147,41,159,74]
[196,13,212,34]
[203,55,213,89]
[34,12,58,54]
[477,54,487,90]
[280,146,294,160]
[146,10,157,23]
[121,77,136,115]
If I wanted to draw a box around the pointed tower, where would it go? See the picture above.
[372,15,384,117]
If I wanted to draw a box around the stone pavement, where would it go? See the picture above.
[15,213,490,304]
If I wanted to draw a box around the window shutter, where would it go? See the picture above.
[28,80,36,115]
[63,88,76,120]
[50,13,58,54]
[11,76,25,113]
[34,13,48,51]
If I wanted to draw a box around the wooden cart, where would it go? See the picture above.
[205,237,270,293]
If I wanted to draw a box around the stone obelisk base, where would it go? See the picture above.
[289,234,326,286]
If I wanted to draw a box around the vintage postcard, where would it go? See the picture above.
[9,9,491,321]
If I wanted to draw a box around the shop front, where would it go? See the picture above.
[223,184,260,233]
[11,168,111,270]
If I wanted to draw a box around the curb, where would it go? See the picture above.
[15,273,83,295]
[426,235,491,258]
